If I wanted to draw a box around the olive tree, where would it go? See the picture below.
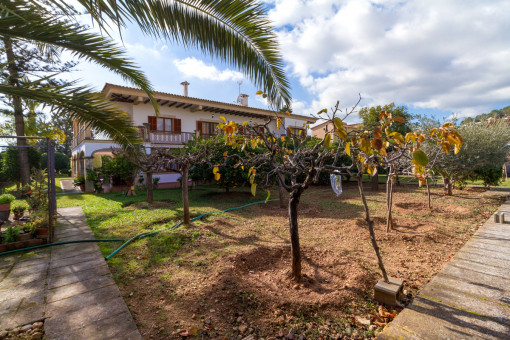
[428,121,508,195]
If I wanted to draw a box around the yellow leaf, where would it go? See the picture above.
[333,117,344,130]
[219,116,226,122]
[454,144,461,154]
[367,165,374,175]
[265,190,271,203]
[276,117,282,130]
[324,134,331,148]
[242,121,248,126]
[251,184,257,196]
[223,151,228,158]
[256,90,263,95]
[218,122,224,129]
[441,141,451,153]
[412,149,429,167]
[429,128,438,137]
[213,166,219,174]
[281,136,285,142]
[214,172,221,181]
[250,138,258,149]
[345,142,351,156]
[373,127,382,138]
[336,128,347,141]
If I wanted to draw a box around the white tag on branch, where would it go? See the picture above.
[330,174,343,197]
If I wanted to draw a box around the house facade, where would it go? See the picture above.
[71,83,317,189]
[311,120,362,141]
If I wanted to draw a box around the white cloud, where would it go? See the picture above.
[174,57,244,82]
[272,0,510,118]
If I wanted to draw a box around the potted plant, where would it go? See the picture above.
[12,206,26,220]
[29,212,49,239]
[74,175,86,191]
[153,177,160,189]
[0,194,15,222]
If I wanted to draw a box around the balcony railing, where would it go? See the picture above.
[72,126,218,148]
[149,131,195,144]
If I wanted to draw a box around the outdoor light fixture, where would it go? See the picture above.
[211,113,215,119]
[249,119,253,124]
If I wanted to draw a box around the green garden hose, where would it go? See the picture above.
[104,199,278,260]
[0,199,277,259]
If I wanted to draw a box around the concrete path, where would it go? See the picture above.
[379,199,510,339]
[0,207,141,339]
[60,179,83,194]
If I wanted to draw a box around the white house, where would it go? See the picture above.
[71,82,317,189]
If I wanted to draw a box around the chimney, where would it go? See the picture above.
[180,81,190,96]
[238,94,249,106]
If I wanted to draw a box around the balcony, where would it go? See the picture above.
[149,131,195,144]
[72,125,220,149]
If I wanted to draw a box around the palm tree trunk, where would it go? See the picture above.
[182,166,190,225]
[3,37,30,186]
[358,175,389,283]
[289,188,303,281]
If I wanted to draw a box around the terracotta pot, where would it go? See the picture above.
[0,202,11,221]
[35,227,49,236]
[13,212,23,220]
[79,185,85,192]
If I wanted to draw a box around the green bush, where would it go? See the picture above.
[41,152,70,174]
[0,194,15,204]
[73,175,85,186]
[0,146,42,184]
[101,156,136,186]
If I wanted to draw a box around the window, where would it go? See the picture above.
[196,121,218,136]
[148,116,181,132]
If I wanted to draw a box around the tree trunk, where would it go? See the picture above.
[371,168,379,191]
[386,174,394,232]
[146,172,153,204]
[447,181,453,196]
[182,167,190,225]
[288,189,303,281]
[3,37,30,186]
[395,174,400,186]
[278,174,287,209]
[426,177,432,209]
[358,175,389,283]
[442,175,453,196]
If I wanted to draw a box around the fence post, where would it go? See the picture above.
[47,139,56,243]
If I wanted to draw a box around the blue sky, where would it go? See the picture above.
[67,0,510,124]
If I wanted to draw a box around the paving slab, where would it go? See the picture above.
[0,206,141,339]
[379,202,510,339]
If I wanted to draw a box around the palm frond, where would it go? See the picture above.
[0,0,158,112]
[45,0,291,109]
[0,82,143,152]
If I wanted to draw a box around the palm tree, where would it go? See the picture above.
[1,0,291,183]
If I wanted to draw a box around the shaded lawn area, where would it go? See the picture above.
[56,184,505,339]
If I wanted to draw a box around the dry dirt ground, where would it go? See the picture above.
[108,184,506,339]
